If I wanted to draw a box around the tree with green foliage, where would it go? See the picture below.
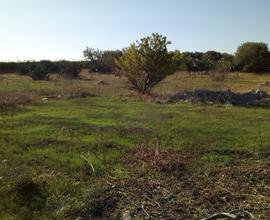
[180,52,208,71]
[169,50,189,71]
[214,60,232,73]
[234,42,270,73]
[58,61,81,78]
[83,48,102,65]
[116,33,173,93]
[202,51,223,70]
[202,51,223,63]
[83,47,122,73]
[99,50,123,72]
[18,61,49,80]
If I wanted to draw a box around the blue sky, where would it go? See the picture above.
[0,0,269,61]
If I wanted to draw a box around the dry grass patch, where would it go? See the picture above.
[154,71,270,95]
[0,92,36,110]
[68,147,270,219]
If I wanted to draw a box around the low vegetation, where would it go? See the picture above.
[0,92,36,110]
[1,34,270,219]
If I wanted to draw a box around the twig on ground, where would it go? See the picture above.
[230,209,256,219]
[143,193,161,209]
[202,209,256,220]
[201,212,237,220]
[141,205,150,218]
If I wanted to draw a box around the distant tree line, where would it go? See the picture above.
[83,48,123,73]
[0,39,269,81]
[0,62,18,74]
[0,60,87,80]
[116,34,270,93]
[83,42,270,74]
[0,50,123,80]
[169,50,234,72]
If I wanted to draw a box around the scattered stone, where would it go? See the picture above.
[41,97,48,101]
[46,91,94,100]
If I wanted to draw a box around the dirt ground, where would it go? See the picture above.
[66,147,270,219]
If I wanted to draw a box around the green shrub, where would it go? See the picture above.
[58,61,81,78]
[18,61,49,80]
[117,33,173,93]
[234,42,270,73]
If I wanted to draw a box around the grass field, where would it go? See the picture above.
[1,72,270,219]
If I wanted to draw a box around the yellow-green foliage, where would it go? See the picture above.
[117,33,173,93]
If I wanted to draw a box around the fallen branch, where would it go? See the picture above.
[201,212,237,220]
[230,209,256,219]
[141,205,150,218]
[143,193,161,209]
[202,209,256,220]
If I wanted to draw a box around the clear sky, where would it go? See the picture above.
[0,0,269,61]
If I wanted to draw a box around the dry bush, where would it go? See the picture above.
[80,69,94,80]
[124,145,196,176]
[209,71,226,82]
[0,92,36,109]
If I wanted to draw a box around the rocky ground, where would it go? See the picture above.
[157,89,270,107]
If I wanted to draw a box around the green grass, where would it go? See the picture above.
[2,97,270,151]
[1,97,270,218]
[1,72,270,219]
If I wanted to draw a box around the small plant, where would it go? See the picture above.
[81,152,96,174]
[18,61,50,80]
[12,175,48,212]
[76,134,122,176]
